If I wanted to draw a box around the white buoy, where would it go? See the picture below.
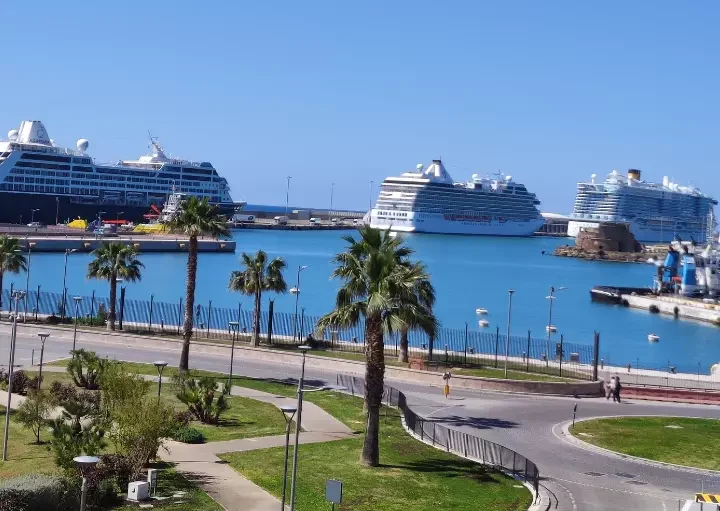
[475,308,488,315]
[478,319,489,328]
[546,325,557,333]
[648,334,660,343]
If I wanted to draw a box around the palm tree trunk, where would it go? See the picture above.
[251,289,261,347]
[361,312,384,467]
[0,270,4,313]
[398,327,410,363]
[108,273,117,331]
[180,235,198,372]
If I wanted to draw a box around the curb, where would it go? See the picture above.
[555,414,720,476]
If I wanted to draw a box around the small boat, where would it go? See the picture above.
[478,319,490,328]
[475,308,488,315]
[546,325,557,333]
[648,333,660,343]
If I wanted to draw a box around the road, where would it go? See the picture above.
[2,324,718,511]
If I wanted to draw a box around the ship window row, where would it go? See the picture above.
[21,152,71,163]
[15,161,71,171]
[72,157,92,165]
[73,166,94,172]
[182,167,215,175]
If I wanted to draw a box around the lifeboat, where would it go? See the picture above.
[648,333,660,343]
[475,308,488,315]
[546,325,557,333]
[478,319,490,328]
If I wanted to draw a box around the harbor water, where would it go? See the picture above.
[6,229,719,373]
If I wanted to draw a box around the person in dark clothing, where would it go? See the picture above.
[614,376,622,403]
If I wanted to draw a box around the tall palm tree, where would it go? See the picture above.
[397,262,438,364]
[167,196,229,371]
[228,250,287,347]
[318,226,437,467]
[0,235,27,312]
[87,242,143,331]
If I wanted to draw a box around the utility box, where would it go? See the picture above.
[127,481,149,502]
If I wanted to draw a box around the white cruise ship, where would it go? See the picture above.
[369,159,544,236]
[568,169,717,243]
[0,120,245,224]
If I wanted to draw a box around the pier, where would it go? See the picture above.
[2,233,235,253]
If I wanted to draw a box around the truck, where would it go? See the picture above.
[232,214,256,223]
[274,215,289,225]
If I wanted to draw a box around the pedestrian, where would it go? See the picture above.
[605,377,613,400]
[614,376,622,403]
[609,376,617,402]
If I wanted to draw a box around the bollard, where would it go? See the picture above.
[31,349,35,366]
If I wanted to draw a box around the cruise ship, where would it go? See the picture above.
[0,120,245,225]
[568,169,717,243]
[368,159,544,236]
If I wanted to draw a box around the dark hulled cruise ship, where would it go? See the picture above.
[0,120,244,225]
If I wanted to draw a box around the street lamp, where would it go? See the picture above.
[228,321,239,389]
[24,242,36,323]
[74,455,100,511]
[290,265,308,343]
[72,296,83,352]
[61,248,77,320]
[55,197,59,225]
[2,290,25,461]
[37,333,50,390]
[285,176,292,216]
[329,182,335,219]
[546,286,568,364]
[98,211,106,224]
[116,211,124,221]
[288,345,345,511]
[153,361,168,402]
[30,208,39,224]
[504,290,515,379]
[278,404,297,510]
[369,180,374,211]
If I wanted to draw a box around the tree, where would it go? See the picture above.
[167,196,229,372]
[397,263,438,364]
[173,374,228,424]
[317,226,437,466]
[15,389,52,443]
[0,235,27,311]
[228,250,287,346]
[67,349,107,390]
[86,242,143,331]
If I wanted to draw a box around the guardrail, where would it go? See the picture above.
[335,374,540,500]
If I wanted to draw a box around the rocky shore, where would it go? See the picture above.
[552,245,657,263]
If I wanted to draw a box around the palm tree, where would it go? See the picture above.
[397,262,438,364]
[87,242,143,331]
[228,250,287,347]
[0,235,27,312]
[167,196,229,371]
[317,226,437,467]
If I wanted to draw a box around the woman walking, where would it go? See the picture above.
[614,376,622,403]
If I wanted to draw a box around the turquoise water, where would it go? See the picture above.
[7,229,719,373]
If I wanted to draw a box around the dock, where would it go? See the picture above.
[4,233,235,253]
[591,286,720,326]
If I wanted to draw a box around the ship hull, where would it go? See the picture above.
[568,220,708,243]
[370,211,544,236]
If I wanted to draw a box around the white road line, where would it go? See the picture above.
[550,476,685,500]
[552,480,578,511]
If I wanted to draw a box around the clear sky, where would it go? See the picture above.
[2,1,718,213]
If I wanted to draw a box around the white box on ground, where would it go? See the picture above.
[127,481,149,501]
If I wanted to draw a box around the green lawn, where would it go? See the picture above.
[219,390,531,511]
[0,406,57,479]
[571,417,720,470]
[451,366,575,382]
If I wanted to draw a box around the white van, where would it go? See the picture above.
[274,216,289,225]
[309,217,320,224]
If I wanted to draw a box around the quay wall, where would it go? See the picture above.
[11,236,235,253]
[622,294,720,326]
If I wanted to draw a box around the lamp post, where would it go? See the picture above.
[279,404,297,510]
[24,242,36,322]
[545,286,567,364]
[37,333,49,390]
[72,296,83,352]
[98,211,106,224]
[228,321,239,389]
[61,249,77,320]
[285,176,292,216]
[288,345,345,511]
[2,290,25,461]
[290,265,308,343]
[369,180,374,211]
[30,208,39,224]
[504,289,515,379]
[55,197,59,225]
[153,361,168,402]
[74,455,100,511]
[329,182,335,219]
[116,211,124,221]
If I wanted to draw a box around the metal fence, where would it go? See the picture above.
[336,374,540,499]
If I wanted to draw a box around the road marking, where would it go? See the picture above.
[552,480,577,511]
[550,476,685,500]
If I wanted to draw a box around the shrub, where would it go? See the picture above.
[49,381,79,405]
[15,389,52,443]
[67,349,106,389]
[173,410,194,428]
[174,374,228,424]
[172,426,206,444]
[96,454,134,490]
[8,370,30,395]
[0,473,76,511]
[99,362,150,416]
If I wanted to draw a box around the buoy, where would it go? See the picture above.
[648,333,660,343]
[478,319,490,328]
[475,308,488,315]
[546,325,557,333]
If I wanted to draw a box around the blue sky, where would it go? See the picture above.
[2,1,718,213]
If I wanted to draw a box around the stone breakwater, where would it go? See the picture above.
[552,245,655,263]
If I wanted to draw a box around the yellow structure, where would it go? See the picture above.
[67,218,87,230]
[133,223,167,233]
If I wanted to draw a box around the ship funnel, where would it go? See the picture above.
[628,169,641,181]
[423,159,453,183]
[16,121,51,145]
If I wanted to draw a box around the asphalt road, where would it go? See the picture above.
[2,325,718,511]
